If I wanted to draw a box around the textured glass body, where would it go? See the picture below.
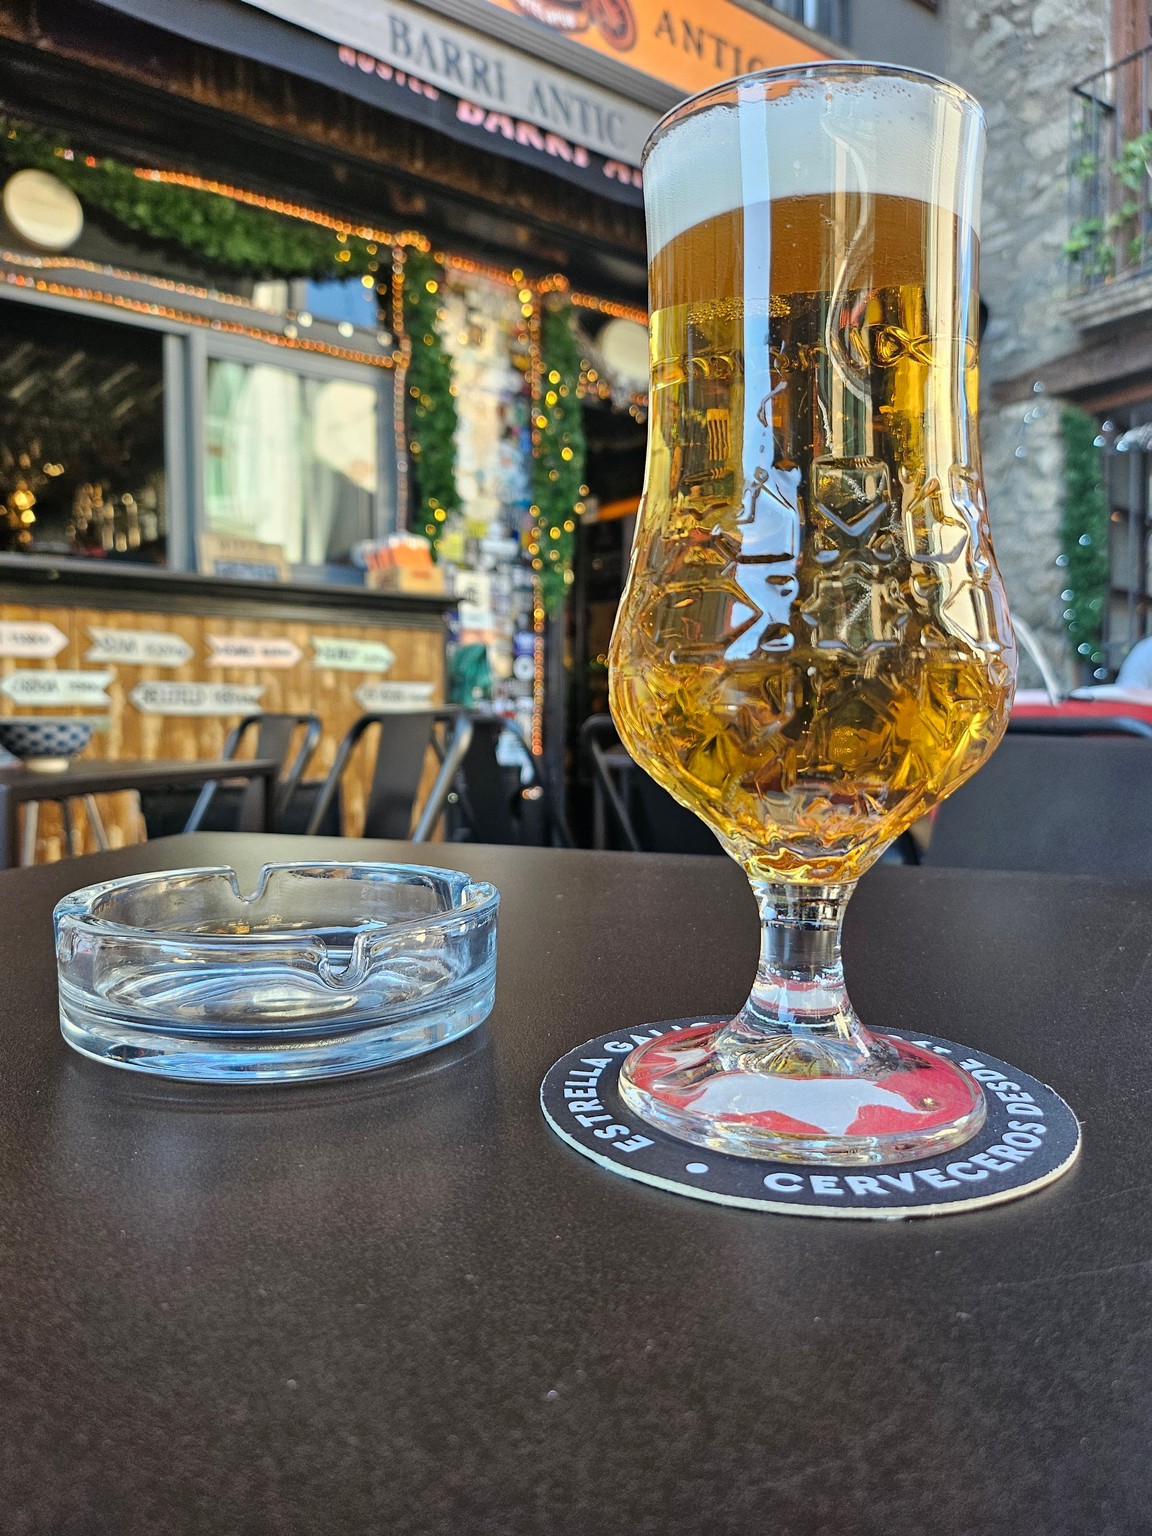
[608,67,1014,1165]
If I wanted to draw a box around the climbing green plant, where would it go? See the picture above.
[1065,129,1152,280]
[402,247,460,552]
[530,299,586,614]
[1059,407,1109,673]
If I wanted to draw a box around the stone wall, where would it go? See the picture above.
[944,0,1110,682]
[849,0,945,72]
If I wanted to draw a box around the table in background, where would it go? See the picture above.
[0,758,277,867]
[1,833,1150,1535]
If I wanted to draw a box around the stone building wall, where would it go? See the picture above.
[848,0,945,72]
[944,0,1110,681]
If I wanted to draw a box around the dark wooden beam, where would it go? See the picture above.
[990,317,1152,410]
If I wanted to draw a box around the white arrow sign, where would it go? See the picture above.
[86,626,194,667]
[0,621,67,659]
[0,669,113,707]
[354,680,436,712]
[312,637,395,673]
[130,682,264,717]
[207,635,303,669]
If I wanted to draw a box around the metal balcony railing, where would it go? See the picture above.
[1069,45,1152,289]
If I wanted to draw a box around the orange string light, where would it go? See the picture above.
[139,171,646,316]
[94,159,646,324]
[570,291,648,324]
[2,249,281,314]
[531,584,546,757]
[0,269,394,367]
[132,168,431,250]
[391,244,411,515]
[445,253,529,286]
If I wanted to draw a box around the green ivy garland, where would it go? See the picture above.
[0,116,377,278]
[402,247,460,552]
[1059,407,1109,673]
[531,298,586,614]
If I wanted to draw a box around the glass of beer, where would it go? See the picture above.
[609,64,1016,1165]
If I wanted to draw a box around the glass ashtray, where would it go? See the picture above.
[54,863,499,1083]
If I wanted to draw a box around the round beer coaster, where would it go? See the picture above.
[540,1020,1081,1220]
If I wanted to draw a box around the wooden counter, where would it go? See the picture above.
[0,556,450,860]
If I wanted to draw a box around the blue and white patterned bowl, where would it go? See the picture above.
[0,717,100,772]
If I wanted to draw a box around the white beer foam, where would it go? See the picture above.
[645,74,983,258]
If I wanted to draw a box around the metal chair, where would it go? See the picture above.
[306,710,570,847]
[441,713,572,848]
[305,711,472,841]
[183,713,321,833]
[19,795,110,866]
[922,719,1152,878]
[579,714,721,856]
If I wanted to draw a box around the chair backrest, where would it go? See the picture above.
[361,712,440,840]
[923,732,1152,878]
[581,713,641,851]
[418,713,571,848]
[306,712,447,840]
[449,716,521,844]
[308,710,566,847]
[1006,714,1152,739]
[578,713,721,856]
[184,712,321,833]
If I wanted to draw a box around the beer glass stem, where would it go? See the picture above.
[720,880,878,1073]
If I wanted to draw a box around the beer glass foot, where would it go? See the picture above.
[618,1021,986,1166]
[618,878,985,1166]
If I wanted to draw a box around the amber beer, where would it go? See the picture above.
[610,95,1016,884]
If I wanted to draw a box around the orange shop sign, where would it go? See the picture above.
[471,0,829,96]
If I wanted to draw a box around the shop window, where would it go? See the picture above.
[203,356,381,568]
[0,298,166,562]
[301,278,380,331]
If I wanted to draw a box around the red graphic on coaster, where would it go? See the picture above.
[625,1022,977,1138]
[511,0,637,50]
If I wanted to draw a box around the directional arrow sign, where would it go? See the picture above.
[0,621,68,659]
[354,680,435,712]
[129,682,264,717]
[207,635,303,668]
[86,626,194,667]
[312,637,395,673]
[0,670,113,707]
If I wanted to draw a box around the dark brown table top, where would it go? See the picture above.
[0,757,278,798]
[1,833,1149,1536]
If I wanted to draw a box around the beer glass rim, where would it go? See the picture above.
[643,61,984,167]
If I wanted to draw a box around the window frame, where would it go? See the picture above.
[760,0,851,45]
[0,282,398,582]
[193,329,397,580]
